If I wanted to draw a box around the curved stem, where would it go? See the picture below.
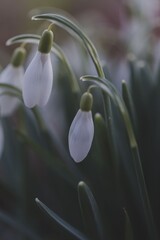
[32,14,105,78]
[6,34,80,92]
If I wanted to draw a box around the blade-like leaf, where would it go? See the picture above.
[81,75,137,148]
[0,210,42,240]
[81,74,158,240]
[35,198,88,240]
[78,181,106,240]
[124,209,134,240]
[16,130,78,186]
[122,80,137,133]
[0,83,21,95]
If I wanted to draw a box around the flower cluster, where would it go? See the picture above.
[0,27,95,162]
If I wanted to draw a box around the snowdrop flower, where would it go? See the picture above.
[22,29,53,108]
[68,92,94,162]
[0,47,26,117]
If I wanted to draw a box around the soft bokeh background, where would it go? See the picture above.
[1,0,160,84]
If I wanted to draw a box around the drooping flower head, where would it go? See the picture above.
[22,28,54,108]
[0,47,26,117]
[68,92,94,162]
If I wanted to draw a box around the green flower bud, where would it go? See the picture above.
[38,29,54,54]
[80,92,93,111]
[11,47,26,67]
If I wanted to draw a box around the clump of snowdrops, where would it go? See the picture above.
[0,12,160,240]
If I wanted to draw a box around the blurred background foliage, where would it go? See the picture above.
[0,0,160,240]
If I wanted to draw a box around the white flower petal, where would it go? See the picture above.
[68,109,94,162]
[38,54,53,106]
[22,52,53,108]
[0,64,24,116]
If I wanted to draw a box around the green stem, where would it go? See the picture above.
[32,14,105,78]
[32,14,109,127]
[7,34,80,93]
[31,108,46,131]
[55,43,80,92]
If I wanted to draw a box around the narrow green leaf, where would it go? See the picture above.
[122,80,137,133]
[105,98,119,174]
[81,75,137,148]
[16,130,78,187]
[0,210,42,240]
[0,91,22,101]
[35,198,88,240]
[78,181,106,240]
[94,113,109,161]
[0,83,21,95]
[124,209,134,240]
[81,74,158,240]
